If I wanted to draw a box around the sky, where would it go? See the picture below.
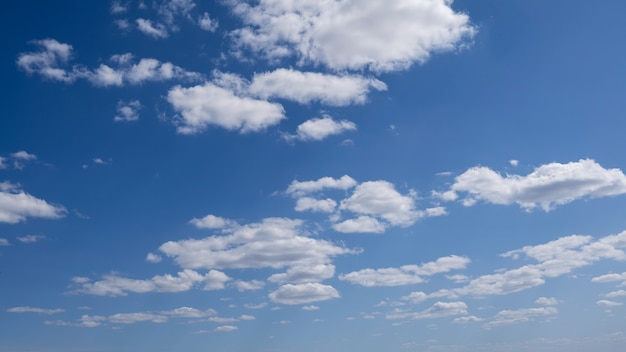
[2,0,626,351]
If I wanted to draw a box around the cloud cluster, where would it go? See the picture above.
[17,40,200,86]
[436,159,626,211]
[229,0,475,72]
[286,175,445,233]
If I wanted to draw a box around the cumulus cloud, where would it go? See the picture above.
[597,300,623,308]
[484,307,558,329]
[339,255,470,287]
[229,0,475,72]
[146,252,162,263]
[114,100,142,122]
[249,69,386,106]
[287,116,357,142]
[332,216,386,234]
[286,175,357,197]
[233,280,265,291]
[294,197,337,213]
[7,306,64,314]
[198,12,219,31]
[17,40,200,86]
[189,214,238,229]
[436,159,626,211]
[72,269,230,296]
[535,297,559,306]
[386,301,468,320]
[591,272,626,284]
[109,312,168,324]
[0,183,66,223]
[214,325,238,332]
[269,283,340,305]
[159,217,356,270]
[268,264,335,284]
[168,82,286,134]
[137,19,169,38]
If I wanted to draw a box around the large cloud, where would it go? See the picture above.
[229,0,475,72]
[436,159,626,211]
[159,217,356,269]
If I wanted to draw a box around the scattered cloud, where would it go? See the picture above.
[286,175,357,197]
[484,307,558,329]
[386,301,468,320]
[233,280,265,292]
[302,305,320,311]
[332,216,386,234]
[339,255,470,287]
[0,183,66,223]
[17,235,45,243]
[189,214,238,229]
[229,0,475,72]
[294,197,337,213]
[198,12,218,32]
[71,269,230,296]
[597,300,623,308]
[535,297,559,306]
[605,290,626,298]
[45,315,106,328]
[214,325,238,332]
[268,264,335,284]
[591,272,626,284]
[17,40,200,86]
[146,252,162,263]
[436,159,626,211]
[7,306,64,314]
[114,100,142,122]
[287,116,357,142]
[269,283,340,305]
[136,19,169,39]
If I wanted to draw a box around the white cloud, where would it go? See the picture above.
[339,181,420,227]
[0,238,8,246]
[286,175,357,197]
[606,290,626,298]
[136,19,169,38]
[7,306,64,314]
[484,307,558,329]
[439,159,626,211]
[189,214,238,229]
[73,269,230,296]
[168,82,286,134]
[453,315,484,324]
[340,255,470,287]
[294,197,337,213]
[229,0,475,72]
[109,312,168,324]
[268,264,335,284]
[509,159,519,167]
[161,306,217,318]
[0,184,66,223]
[214,325,238,332]
[198,12,218,32]
[146,252,162,263]
[288,116,357,142]
[17,235,45,243]
[248,69,386,106]
[597,300,623,308]
[591,272,626,283]
[269,283,340,305]
[17,40,200,86]
[114,100,142,122]
[17,39,75,82]
[45,315,106,328]
[387,301,468,320]
[233,280,265,291]
[160,217,355,270]
[110,1,128,14]
[332,216,386,234]
[535,297,559,306]
[11,151,37,160]
[302,305,319,311]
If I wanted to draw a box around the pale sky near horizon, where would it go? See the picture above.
[2,1,626,351]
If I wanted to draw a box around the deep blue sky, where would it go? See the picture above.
[2,1,626,351]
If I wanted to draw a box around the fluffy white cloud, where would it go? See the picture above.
[535,297,559,306]
[597,300,623,308]
[45,315,106,328]
[339,181,420,227]
[161,307,217,318]
[109,312,168,324]
[11,151,37,160]
[605,290,626,298]
[332,216,386,234]
[484,307,558,329]
[0,184,66,223]
[214,325,238,332]
[137,19,169,38]
[7,307,64,314]
[159,218,356,270]
[288,116,357,141]
[233,280,265,291]
[198,12,219,32]
[340,255,469,287]
[453,315,484,324]
[229,0,475,72]
[189,214,238,229]
[286,175,357,196]
[294,197,337,213]
[248,69,386,106]
[438,159,626,211]
[168,82,286,134]
[387,301,468,320]
[591,272,626,283]
[146,252,162,263]
[269,283,340,305]
[114,100,142,122]
[73,269,230,296]
[17,40,200,86]
[268,264,335,284]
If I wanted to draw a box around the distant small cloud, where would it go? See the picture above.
[0,238,9,246]
[17,235,45,243]
[114,100,142,122]
[509,159,519,167]
[146,253,162,263]
[198,12,218,32]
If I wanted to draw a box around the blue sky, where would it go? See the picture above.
[2,1,626,351]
